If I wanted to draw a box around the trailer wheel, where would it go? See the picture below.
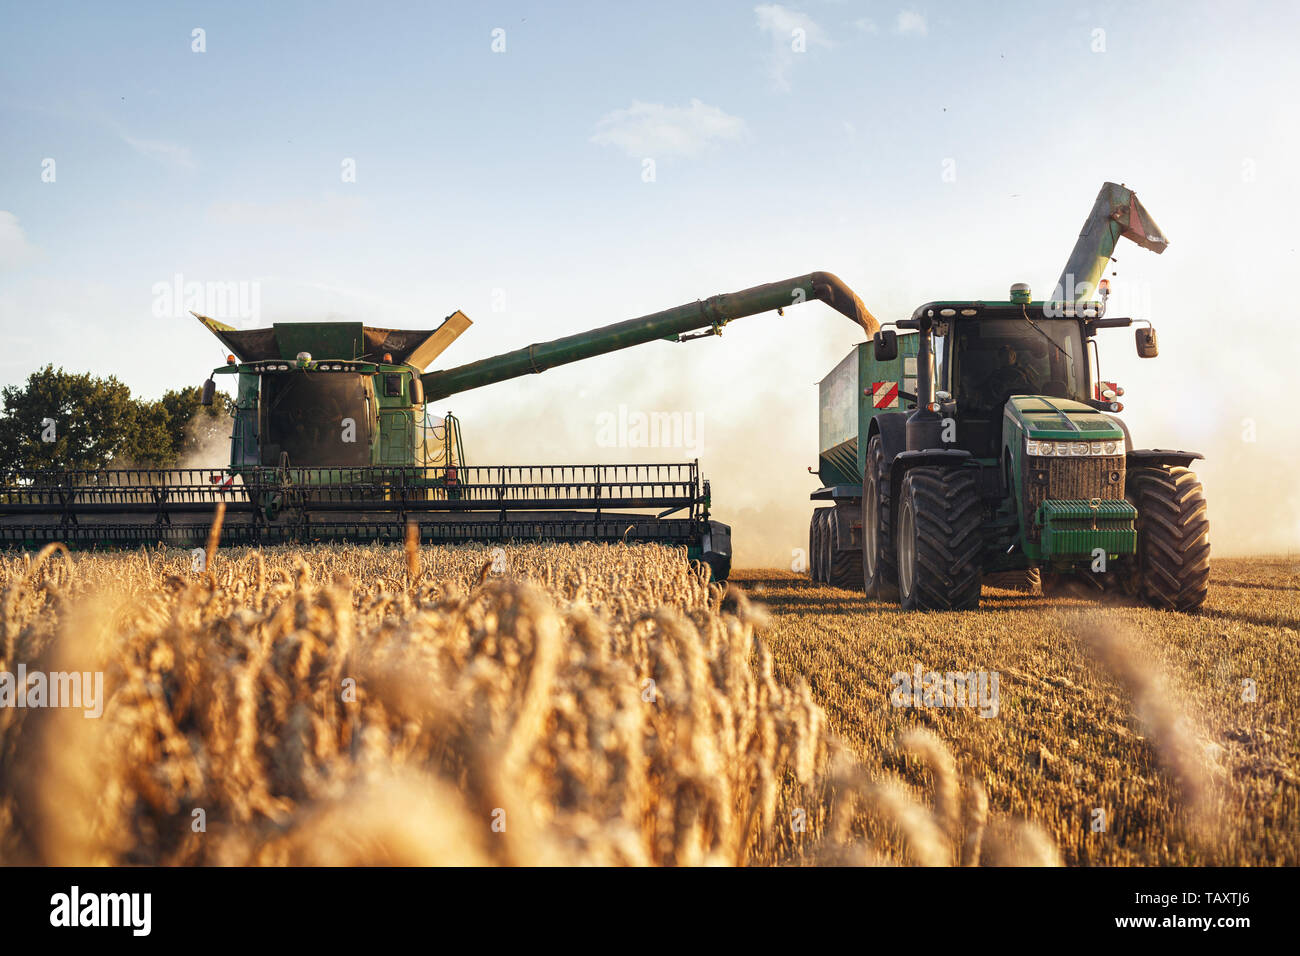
[809,509,827,582]
[896,467,982,611]
[827,511,863,590]
[1124,465,1210,612]
[807,511,817,580]
[863,435,899,601]
[819,509,833,583]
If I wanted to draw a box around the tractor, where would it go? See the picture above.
[808,183,1210,611]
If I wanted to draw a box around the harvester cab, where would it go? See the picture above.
[809,182,1210,613]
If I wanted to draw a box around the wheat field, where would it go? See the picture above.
[0,542,1292,866]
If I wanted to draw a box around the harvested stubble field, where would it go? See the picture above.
[0,542,1294,866]
[742,556,1300,865]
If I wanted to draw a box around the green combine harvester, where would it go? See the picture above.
[0,272,874,581]
[808,182,1210,611]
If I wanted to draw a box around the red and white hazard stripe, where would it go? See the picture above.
[871,381,899,409]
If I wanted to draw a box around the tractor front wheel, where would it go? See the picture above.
[896,467,982,611]
[1124,465,1210,611]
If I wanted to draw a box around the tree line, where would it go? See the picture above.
[0,365,232,476]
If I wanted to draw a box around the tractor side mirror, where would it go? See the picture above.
[1135,326,1159,358]
[873,329,898,362]
[201,378,216,406]
[410,375,424,407]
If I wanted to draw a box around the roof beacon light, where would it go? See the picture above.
[1098,278,1110,299]
[296,351,312,368]
[1009,282,1031,304]
[226,354,236,366]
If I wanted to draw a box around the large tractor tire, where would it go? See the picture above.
[862,435,899,601]
[1124,465,1210,611]
[808,511,821,581]
[895,466,982,611]
[810,508,830,582]
[827,511,863,590]
[820,509,834,584]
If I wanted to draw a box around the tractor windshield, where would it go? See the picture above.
[950,317,1087,415]
[259,372,371,466]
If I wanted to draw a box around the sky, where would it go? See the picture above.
[2,0,1298,563]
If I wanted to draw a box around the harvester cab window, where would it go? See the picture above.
[259,372,371,466]
[384,373,403,398]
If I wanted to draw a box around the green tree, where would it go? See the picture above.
[0,367,233,476]
[0,365,141,475]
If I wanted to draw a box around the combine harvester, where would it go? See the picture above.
[808,182,1210,611]
[0,274,875,580]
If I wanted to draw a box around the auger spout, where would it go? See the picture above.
[1054,181,1168,304]
[420,271,875,403]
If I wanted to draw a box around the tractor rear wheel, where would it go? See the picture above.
[1124,465,1210,611]
[827,511,863,590]
[862,435,899,601]
[896,467,982,611]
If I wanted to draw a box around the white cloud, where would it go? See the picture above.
[0,211,36,271]
[121,134,196,169]
[895,10,928,36]
[755,4,831,91]
[854,17,880,35]
[590,99,748,159]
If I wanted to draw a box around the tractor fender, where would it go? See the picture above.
[888,449,975,492]
[1127,449,1204,469]
[869,411,910,463]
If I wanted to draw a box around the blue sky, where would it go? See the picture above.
[2,1,1297,560]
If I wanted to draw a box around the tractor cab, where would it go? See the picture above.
[926,297,1095,459]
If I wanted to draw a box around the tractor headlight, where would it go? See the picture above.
[1028,439,1122,457]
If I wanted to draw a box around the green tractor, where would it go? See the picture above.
[809,183,1210,611]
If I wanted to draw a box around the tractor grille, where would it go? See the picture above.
[1022,455,1125,541]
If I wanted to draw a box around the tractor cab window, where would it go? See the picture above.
[259,372,371,466]
[952,317,1086,416]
